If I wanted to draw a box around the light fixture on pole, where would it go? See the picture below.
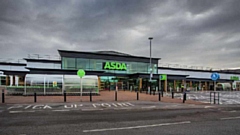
[148,37,153,82]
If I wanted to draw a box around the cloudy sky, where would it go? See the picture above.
[0,0,239,69]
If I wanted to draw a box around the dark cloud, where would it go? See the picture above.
[0,0,240,69]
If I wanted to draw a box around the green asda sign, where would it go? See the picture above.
[103,62,127,71]
[230,76,239,81]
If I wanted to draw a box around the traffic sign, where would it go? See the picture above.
[211,73,219,81]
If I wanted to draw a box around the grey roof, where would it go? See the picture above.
[93,51,132,56]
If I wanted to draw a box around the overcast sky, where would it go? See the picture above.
[0,0,239,69]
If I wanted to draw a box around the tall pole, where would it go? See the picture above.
[80,77,83,96]
[148,37,153,82]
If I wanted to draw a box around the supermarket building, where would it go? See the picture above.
[0,50,240,95]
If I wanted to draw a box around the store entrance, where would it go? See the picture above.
[100,76,128,91]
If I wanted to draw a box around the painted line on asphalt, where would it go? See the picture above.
[114,107,132,110]
[222,110,237,113]
[221,116,240,120]
[204,106,215,108]
[232,100,240,104]
[52,110,70,112]
[9,110,35,113]
[141,106,156,109]
[83,121,191,132]
[81,108,103,111]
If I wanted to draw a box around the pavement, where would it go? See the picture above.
[165,91,240,104]
[0,90,209,105]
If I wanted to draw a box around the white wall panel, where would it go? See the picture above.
[27,62,61,69]
[0,65,28,71]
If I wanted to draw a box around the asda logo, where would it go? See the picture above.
[103,62,127,71]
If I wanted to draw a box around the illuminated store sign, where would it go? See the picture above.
[103,62,127,71]
[230,76,239,81]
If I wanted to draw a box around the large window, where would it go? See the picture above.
[77,58,89,69]
[62,57,76,69]
[62,57,157,74]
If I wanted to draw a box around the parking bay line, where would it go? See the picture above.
[83,121,191,132]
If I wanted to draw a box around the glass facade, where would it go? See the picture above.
[62,57,158,74]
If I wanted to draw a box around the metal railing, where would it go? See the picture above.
[27,54,61,60]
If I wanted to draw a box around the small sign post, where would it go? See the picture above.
[77,69,86,97]
[211,72,220,91]
[159,74,167,95]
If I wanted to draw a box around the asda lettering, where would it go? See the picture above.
[103,62,127,71]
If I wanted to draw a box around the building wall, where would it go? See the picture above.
[27,62,61,69]
[158,69,240,80]
[0,65,28,71]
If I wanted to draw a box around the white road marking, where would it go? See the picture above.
[222,110,237,113]
[8,105,23,110]
[232,100,240,104]
[52,110,70,112]
[24,105,32,109]
[204,106,214,108]
[114,107,132,110]
[141,106,156,109]
[82,108,103,111]
[9,110,35,113]
[221,116,240,120]
[83,121,191,132]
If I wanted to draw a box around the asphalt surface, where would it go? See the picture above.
[165,91,240,104]
[1,101,240,135]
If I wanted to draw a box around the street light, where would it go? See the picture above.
[148,37,153,81]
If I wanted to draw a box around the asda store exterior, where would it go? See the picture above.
[59,50,160,92]
[1,49,239,95]
[1,50,163,95]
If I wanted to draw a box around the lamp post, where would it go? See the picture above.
[148,37,153,82]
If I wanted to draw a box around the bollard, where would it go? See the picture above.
[214,92,216,104]
[90,90,92,102]
[150,90,151,95]
[183,92,186,103]
[34,91,37,103]
[2,89,4,103]
[210,92,212,104]
[115,91,117,101]
[172,91,174,99]
[153,90,155,95]
[64,90,66,102]
[159,92,161,101]
[137,91,139,100]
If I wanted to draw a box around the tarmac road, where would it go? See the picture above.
[1,102,240,135]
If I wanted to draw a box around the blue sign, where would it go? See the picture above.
[211,73,220,81]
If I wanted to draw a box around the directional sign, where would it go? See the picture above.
[211,73,220,81]
[160,74,167,80]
